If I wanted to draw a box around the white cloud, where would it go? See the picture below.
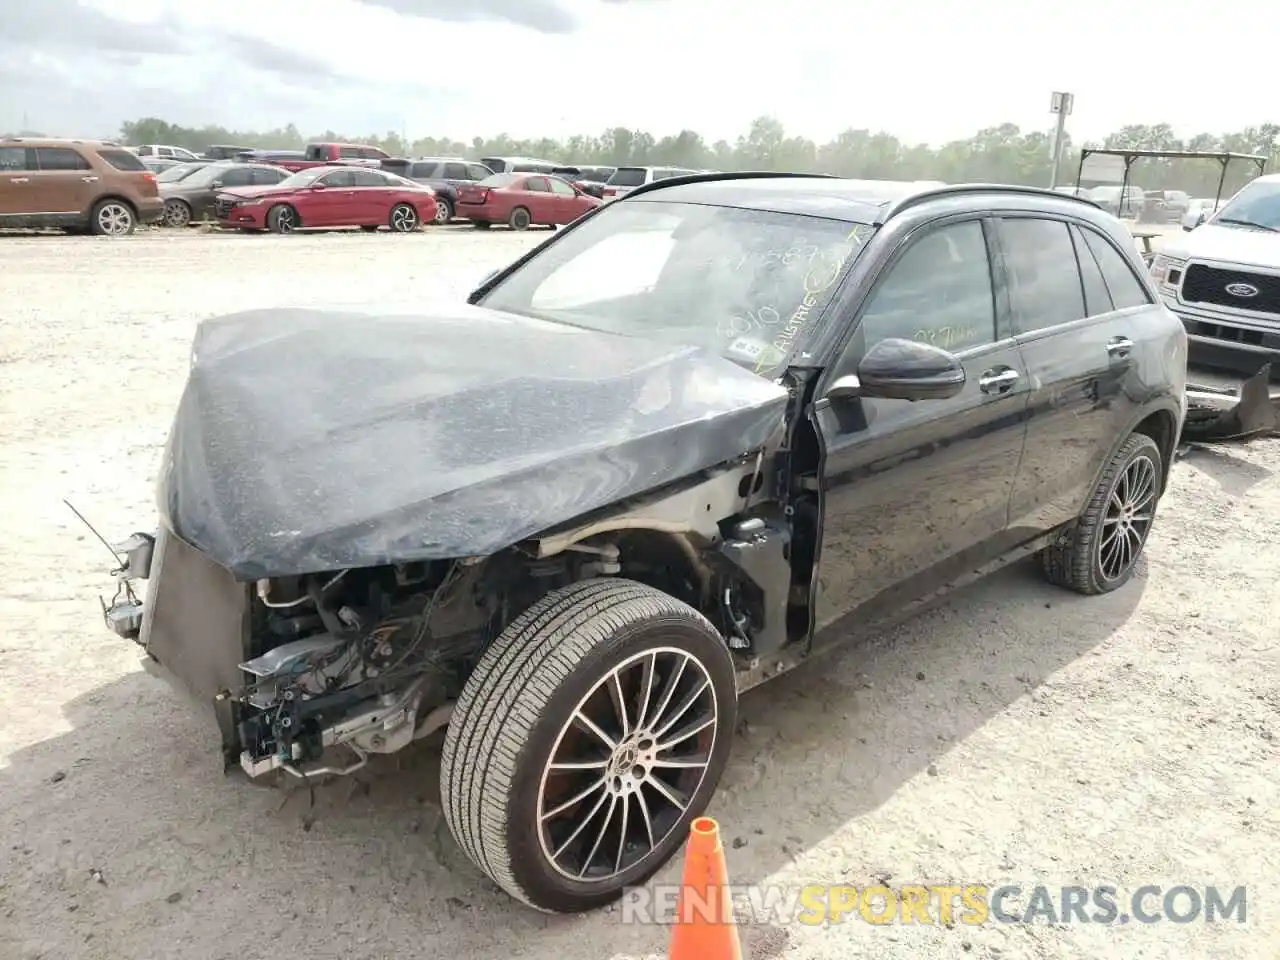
[2,0,1275,146]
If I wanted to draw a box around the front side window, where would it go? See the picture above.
[856,220,996,353]
[318,169,356,187]
[548,178,576,196]
[443,162,468,179]
[467,163,493,180]
[1000,217,1087,335]
[479,199,874,378]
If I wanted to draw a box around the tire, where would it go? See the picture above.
[266,204,297,234]
[89,199,135,236]
[507,206,531,230]
[472,220,491,230]
[162,199,191,228]
[434,198,453,224]
[440,578,737,914]
[1039,433,1163,595]
[389,203,419,233]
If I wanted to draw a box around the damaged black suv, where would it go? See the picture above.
[99,173,1187,914]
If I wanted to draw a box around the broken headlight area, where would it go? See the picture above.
[228,560,490,779]
[100,530,157,642]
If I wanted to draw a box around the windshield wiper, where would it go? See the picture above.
[1214,217,1280,233]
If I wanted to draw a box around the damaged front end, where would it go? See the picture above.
[1182,363,1280,443]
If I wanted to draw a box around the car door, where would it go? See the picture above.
[31,146,97,217]
[520,176,555,222]
[0,145,37,216]
[351,168,393,223]
[1002,217,1159,536]
[812,217,1031,633]
[546,176,584,222]
[298,169,354,225]
[442,161,469,188]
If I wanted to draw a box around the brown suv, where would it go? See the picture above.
[0,137,164,236]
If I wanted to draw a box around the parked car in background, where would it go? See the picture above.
[0,136,162,235]
[203,145,256,160]
[1181,197,1229,231]
[161,161,290,227]
[215,165,437,234]
[455,172,602,229]
[601,165,700,200]
[99,175,1186,917]
[553,164,616,198]
[480,156,558,174]
[271,143,391,173]
[1152,173,1280,378]
[133,144,202,162]
[237,149,305,166]
[381,157,494,223]
[143,158,183,174]
[1088,185,1146,218]
[1139,189,1191,223]
[1052,185,1091,198]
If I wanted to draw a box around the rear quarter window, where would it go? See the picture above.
[96,149,148,171]
[1081,228,1153,309]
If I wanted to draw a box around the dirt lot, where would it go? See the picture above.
[1,228,1277,960]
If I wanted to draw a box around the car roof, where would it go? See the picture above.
[0,136,119,147]
[624,172,1104,224]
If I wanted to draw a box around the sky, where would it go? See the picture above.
[1,0,1272,147]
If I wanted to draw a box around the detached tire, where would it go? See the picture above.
[507,206,531,230]
[1040,433,1163,595]
[441,578,737,913]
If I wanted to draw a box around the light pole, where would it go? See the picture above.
[1048,91,1074,189]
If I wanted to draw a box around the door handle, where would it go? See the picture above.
[81,176,99,183]
[10,177,29,184]
[1106,336,1134,359]
[979,368,1020,394]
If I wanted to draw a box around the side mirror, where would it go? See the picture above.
[826,337,966,403]
[209,180,223,189]
[311,181,327,190]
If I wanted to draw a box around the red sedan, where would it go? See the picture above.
[456,173,602,230]
[215,165,439,233]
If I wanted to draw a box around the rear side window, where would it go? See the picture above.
[1081,228,1152,309]
[217,166,254,187]
[1000,217,1087,335]
[608,167,648,187]
[96,149,148,171]
[352,169,388,187]
[481,158,508,172]
[523,177,550,192]
[467,164,492,180]
[251,167,286,185]
[1070,224,1114,315]
[480,173,520,188]
[36,147,90,171]
[443,162,468,179]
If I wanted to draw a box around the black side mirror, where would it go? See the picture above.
[825,337,966,403]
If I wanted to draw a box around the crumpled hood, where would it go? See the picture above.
[217,184,291,201]
[1164,223,1280,268]
[159,304,789,580]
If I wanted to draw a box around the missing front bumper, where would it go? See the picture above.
[1183,363,1280,443]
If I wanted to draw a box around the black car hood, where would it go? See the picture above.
[159,304,789,580]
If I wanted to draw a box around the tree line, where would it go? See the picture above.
[78,116,1274,197]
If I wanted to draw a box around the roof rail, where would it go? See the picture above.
[620,170,838,202]
[885,182,1102,219]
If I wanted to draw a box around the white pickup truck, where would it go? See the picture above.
[1151,173,1280,380]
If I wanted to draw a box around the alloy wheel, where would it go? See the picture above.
[163,200,190,227]
[1099,453,1157,581]
[434,201,451,225]
[536,646,719,884]
[97,203,133,236]
[391,205,418,232]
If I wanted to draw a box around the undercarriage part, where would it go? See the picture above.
[1183,364,1279,442]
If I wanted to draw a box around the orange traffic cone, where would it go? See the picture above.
[668,817,743,960]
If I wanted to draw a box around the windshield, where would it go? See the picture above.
[478,199,874,378]
[157,162,207,182]
[1210,180,1280,230]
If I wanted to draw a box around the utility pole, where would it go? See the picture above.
[1048,91,1074,189]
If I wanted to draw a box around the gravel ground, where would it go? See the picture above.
[1,227,1277,960]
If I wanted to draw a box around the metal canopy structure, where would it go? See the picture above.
[1074,147,1270,207]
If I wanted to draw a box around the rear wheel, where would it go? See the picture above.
[90,199,135,236]
[440,578,737,913]
[508,206,531,230]
[434,198,453,224]
[266,204,297,234]
[389,203,419,233]
[162,199,191,228]
[1040,433,1163,594]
